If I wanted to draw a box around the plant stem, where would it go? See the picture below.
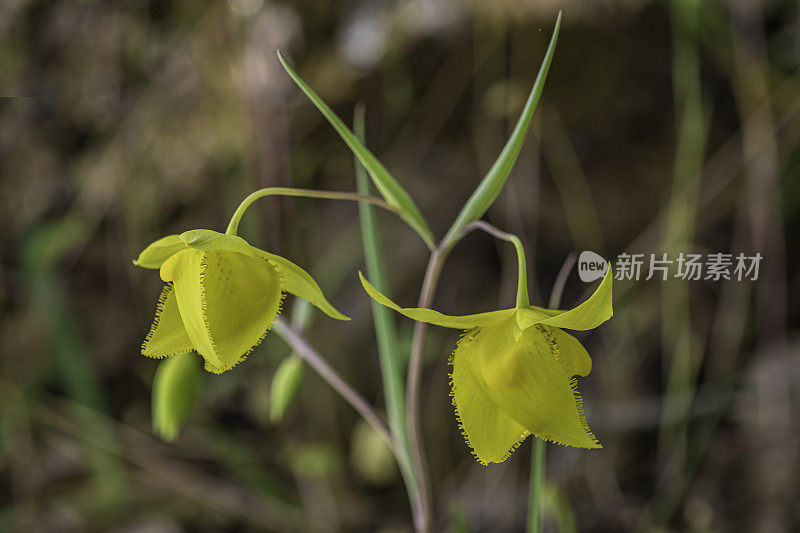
[527,253,575,532]
[272,319,395,453]
[225,187,401,236]
[548,253,576,310]
[354,105,422,523]
[528,437,546,532]
[460,221,529,307]
[406,248,447,532]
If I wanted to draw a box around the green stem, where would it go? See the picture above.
[459,221,529,307]
[354,105,422,522]
[225,187,401,236]
[406,249,446,532]
[528,438,546,532]
[511,236,529,308]
[527,253,575,532]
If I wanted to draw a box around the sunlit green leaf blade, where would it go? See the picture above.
[353,106,419,502]
[353,107,407,441]
[278,51,434,248]
[443,12,561,248]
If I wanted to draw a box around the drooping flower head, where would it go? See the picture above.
[135,229,348,374]
[359,268,612,464]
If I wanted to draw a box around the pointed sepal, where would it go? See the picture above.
[517,267,613,332]
[134,235,188,269]
[359,272,515,329]
[257,249,350,321]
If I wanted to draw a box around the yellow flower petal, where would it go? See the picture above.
[359,272,515,329]
[159,249,221,369]
[454,318,599,458]
[134,235,188,269]
[159,248,284,373]
[451,330,530,464]
[515,306,558,330]
[141,284,194,359]
[549,327,592,377]
[199,251,283,372]
[256,249,350,321]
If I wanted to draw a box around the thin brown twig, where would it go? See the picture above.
[272,318,396,454]
[461,220,518,243]
[406,248,446,533]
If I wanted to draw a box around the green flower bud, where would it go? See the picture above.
[269,355,305,423]
[152,352,202,441]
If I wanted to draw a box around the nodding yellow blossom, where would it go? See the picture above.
[359,269,612,464]
[135,229,348,374]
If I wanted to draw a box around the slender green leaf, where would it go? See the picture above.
[278,52,434,248]
[354,105,420,504]
[443,12,561,248]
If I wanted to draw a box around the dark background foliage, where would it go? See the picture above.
[1,0,798,531]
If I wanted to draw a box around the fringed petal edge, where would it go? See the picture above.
[199,256,285,374]
[449,329,531,465]
[141,283,193,360]
[529,325,601,449]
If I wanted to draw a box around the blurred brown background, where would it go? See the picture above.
[1,0,799,531]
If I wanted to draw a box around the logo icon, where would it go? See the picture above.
[578,250,608,282]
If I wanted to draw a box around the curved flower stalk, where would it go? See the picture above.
[359,267,612,465]
[135,228,349,374]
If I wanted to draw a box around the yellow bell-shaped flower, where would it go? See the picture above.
[135,229,349,374]
[359,269,612,464]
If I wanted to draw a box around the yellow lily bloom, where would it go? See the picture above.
[359,269,612,464]
[135,229,349,374]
